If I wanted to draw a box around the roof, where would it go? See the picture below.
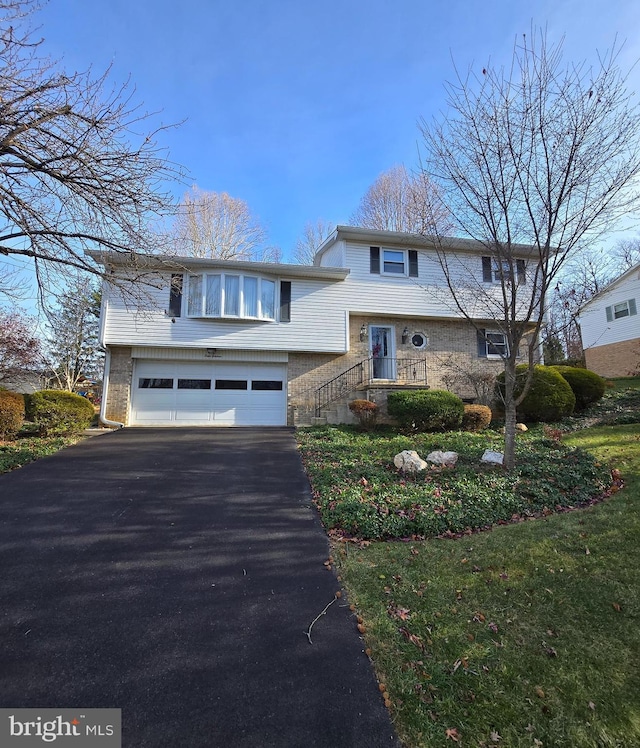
[87,250,350,282]
[579,262,640,312]
[314,226,542,264]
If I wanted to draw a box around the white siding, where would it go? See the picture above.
[579,270,640,348]
[103,276,349,352]
[317,240,346,268]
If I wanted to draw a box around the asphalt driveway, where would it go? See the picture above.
[0,428,399,747]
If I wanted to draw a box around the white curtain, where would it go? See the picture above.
[243,276,258,317]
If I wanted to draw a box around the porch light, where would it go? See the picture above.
[402,327,410,344]
[359,324,367,342]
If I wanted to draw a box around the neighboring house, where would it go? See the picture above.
[93,226,537,427]
[578,262,640,378]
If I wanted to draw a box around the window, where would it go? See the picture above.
[215,379,248,390]
[177,379,211,390]
[606,298,637,322]
[139,378,173,389]
[478,329,509,358]
[411,332,428,350]
[482,256,526,284]
[251,380,283,391]
[186,273,278,320]
[370,247,419,277]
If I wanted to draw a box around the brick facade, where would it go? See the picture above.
[288,317,509,424]
[584,338,640,378]
[104,346,133,424]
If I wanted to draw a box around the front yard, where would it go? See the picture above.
[297,419,640,747]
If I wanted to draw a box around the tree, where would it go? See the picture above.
[293,219,334,265]
[350,164,451,234]
[0,306,41,385]
[171,186,274,261]
[419,30,640,468]
[44,274,103,392]
[0,0,181,302]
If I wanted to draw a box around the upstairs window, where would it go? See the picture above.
[606,298,637,321]
[482,256,526,285]
[186,273,277,320]
[370,247,419,277]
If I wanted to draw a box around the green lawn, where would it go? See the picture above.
[329,424,640,747]
[0,435,82,473]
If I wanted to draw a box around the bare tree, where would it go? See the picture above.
[44,273,103,392]
[350,164,451,234]
[419,30,640,468]
[294,219,334,265]
[0,306,41,385]
[171,186,272,261]
[0,0,182,302]
[613,235,640,270]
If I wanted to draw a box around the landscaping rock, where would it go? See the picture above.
[393,450,428,474]
[426,450,459,467]
[481,449,504,465]
[516,423,528,432]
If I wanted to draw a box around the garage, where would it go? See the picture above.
[130,360,287,426]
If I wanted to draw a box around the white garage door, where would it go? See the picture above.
[131,361,287,426]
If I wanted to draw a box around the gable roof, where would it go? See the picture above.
[579,262,640,312]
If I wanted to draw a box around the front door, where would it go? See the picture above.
[370,326,396,380]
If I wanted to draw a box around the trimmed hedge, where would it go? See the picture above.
[552,366,606,410]
[496,365,576,422]
[461,403,492,432]
[25,389,95,436]
[0,390,25,440]
[387,389,464,432]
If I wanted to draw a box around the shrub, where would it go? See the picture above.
[0,390,25,440]
[348,399,378,430]
[551,366,606,410]
[387,389,464,432]
[25,389,95,436]
[461,403,492,432]
[495,365,576,422]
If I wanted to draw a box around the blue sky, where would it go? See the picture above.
[24,0,640,262]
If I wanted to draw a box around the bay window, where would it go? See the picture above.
[187,273,277,320]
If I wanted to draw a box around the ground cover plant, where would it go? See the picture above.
[325,423,640,747]
[0,434,82,473]
[297,428,612,540]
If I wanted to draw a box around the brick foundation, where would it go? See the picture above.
[104,346,133,424]
[584,338,640,378]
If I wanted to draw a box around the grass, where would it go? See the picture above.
[0,434,83,473]
[327,424,640,747]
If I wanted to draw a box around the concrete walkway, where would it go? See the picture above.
[0,428,399,747]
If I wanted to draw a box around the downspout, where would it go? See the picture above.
[99,348,125,429]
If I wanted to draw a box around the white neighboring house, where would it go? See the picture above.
[93,226,538,427]
[578,263,640,378]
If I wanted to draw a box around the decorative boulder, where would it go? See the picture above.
[393,450,428,474]
[516,423,528,432]
[481,449,504,465]
[426,450,459,468]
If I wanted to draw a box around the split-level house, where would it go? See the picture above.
[578,262,640,378]
[94,226,538,427]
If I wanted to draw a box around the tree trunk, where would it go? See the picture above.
[503,362,518,470]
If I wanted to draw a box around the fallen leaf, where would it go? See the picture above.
[535,687,545,699]
[445,727,460,742]
[488,622,499,633]
[612,603,622,612]
[490,731,501,743]
[588,701,596,711]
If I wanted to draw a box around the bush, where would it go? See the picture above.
[25,389,95,436]
[0,390,25,440]
[461,403,492,431]
[348,399,378,430]
[551,366,606,410]
[495,365,576,422]
[387,389,464,432]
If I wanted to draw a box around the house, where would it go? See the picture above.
[93,226,537,427]
[578,262,640,378]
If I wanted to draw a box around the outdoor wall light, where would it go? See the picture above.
[402,327,410,344]
[359,324,368,342]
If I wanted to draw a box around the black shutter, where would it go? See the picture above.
[370,247,380,274]
[516,259,526,284]
[168,274,183,317]
[482,256,492,282]
[280,281,291,322]
[408,250,418,277]
[477,328,487,357]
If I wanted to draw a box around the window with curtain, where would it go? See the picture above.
[261,279,275,319]
[224,275,240,316]
[243,276,258,317]
[187,273,278,320]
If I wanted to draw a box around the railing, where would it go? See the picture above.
[314,357,428,416]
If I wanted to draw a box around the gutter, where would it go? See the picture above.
[99,348,125,429]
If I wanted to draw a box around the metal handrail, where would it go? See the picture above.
[314,357,427,416]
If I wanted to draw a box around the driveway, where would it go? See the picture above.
[0,428,399,747]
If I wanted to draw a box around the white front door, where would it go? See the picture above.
[370,326,396,380]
